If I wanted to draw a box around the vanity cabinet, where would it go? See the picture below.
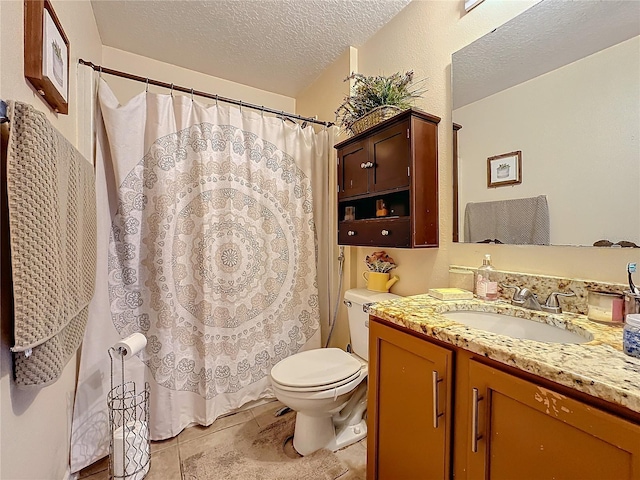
[464,360,640,480]
[368,317,640,480]
[367,319,453,480]
[335,108,440,248]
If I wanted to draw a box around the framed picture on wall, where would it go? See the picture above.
[24,0,69,114]
[487,151,522,188]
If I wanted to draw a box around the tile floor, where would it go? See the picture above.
[78,400,366,479]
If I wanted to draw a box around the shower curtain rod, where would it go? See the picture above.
[78,59,333,127]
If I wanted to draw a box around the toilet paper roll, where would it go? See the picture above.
[114,333,147,360]
[112,421,150,480]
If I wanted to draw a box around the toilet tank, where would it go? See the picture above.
[344,288,401,361]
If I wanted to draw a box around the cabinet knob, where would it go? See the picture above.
[366,162,374,168]
[381,229,389,236]
[360,162,366,169]
[348,230,356,236]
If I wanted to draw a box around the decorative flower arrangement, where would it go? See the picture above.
[335,71,426,133]
[365,251,397,273]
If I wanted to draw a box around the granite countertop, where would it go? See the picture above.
[368,294,640,414]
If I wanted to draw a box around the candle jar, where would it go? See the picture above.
[344,206,355,221]
[376,199,388,217]
[587,291,624,324]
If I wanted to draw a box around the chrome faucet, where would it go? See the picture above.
[540,291,576,314]
[502,285,541,310]
[501,284,575,313]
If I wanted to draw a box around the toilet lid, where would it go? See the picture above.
[270,348,363,388]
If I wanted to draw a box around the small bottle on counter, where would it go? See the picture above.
[476,254,498,301]
[623,314,640,358]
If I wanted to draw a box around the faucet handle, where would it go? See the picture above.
[542,291,575,313]
[500,284,522,299]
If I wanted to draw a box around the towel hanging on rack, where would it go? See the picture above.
[5,100,97,387]
[464,195,550,245]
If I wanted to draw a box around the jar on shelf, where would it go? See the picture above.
[344,206,355,221]
[376,199,388,217]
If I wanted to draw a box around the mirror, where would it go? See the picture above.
[452,0,640,247]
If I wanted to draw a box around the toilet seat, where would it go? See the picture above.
[270,366,367,393]
[270,348,363,391]
[270,367,368,401]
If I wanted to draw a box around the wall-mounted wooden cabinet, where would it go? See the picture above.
[334,109,440,248]
[368,318,640,480]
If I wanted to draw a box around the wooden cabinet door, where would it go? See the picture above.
[338,139,369,199]
[368,319,453,480]
[467,360,640,480]
[369,120,411,193]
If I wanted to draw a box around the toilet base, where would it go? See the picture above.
[292,412,335,456]
[326,418,367,452]
[291,413,368,456]
[291,382,368,456]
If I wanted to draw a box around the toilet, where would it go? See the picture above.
[269,288,400,456]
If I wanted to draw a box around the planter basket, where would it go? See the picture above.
[349,105,403,136]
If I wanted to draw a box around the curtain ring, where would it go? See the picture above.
[170,83,174,97]
[145,78,149,93]
[260,106,265,118]
[239,100,243,113]
[215,95,219,106]
[99,66,102,79]
[190,88,194,102]
[280,111,285,123]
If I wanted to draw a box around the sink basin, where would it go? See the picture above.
[442,311,589,344]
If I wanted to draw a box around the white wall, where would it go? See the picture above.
[101,46,296,112]
[0,1,102,479]
[455,37,639,246]
[296,47,356,348]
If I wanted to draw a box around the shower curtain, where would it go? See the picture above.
[70,79,336,473]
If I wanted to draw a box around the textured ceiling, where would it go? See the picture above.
[91,0,411,97]
[453,0,640,109]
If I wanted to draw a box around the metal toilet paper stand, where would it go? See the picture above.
[107,346,150,479]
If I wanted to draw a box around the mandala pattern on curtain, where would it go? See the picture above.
[108,123,319,399]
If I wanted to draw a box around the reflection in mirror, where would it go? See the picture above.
[452,0,640,247]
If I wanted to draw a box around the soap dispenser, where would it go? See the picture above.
[476,254,497,301]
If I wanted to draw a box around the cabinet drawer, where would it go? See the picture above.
[338,218,410,247]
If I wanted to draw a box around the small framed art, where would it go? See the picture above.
[24,0,69,114]
[487,151,521,188]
